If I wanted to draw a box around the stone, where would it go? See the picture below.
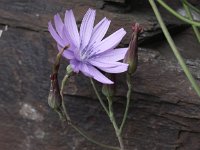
[1,0,200,150]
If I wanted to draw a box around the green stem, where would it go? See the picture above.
[90,78,125,149]
[119,74,132,134]
[71,122,120,150]
[107,96,125,150]
[183,0,200,43]
[90,78,109,116]
[149,0,200,97]
[60,76,119,150]
[183,0,200,14]
[61,98,119,150]
[60,74,71,122]
[156,0,200,26]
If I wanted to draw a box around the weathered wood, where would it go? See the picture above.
[0,0,200,150]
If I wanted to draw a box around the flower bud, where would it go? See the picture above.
[48,74,62,110]
[48,45,70,110]
[66,65,73,75]
[102,74,115,97]
[124,23,142,75]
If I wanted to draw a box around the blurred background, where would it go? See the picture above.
[0,0,200,150]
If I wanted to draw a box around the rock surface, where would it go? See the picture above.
[0,0,200,150]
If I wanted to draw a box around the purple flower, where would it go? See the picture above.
[48,8,128,84]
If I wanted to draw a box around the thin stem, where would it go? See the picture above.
[183,0,200,14]
[71,124,120,150]
[90,78,125,149]
[117,136,125,150]
[107,96,125,150]
[156,0,200,26]
[90,78,109,116]
[60,74,71,122]
[119,74,132,134]
[107,97,119,132]
[61,99,119,150]
[183,0,200,43]
[149,0,200,97]
[60,76,119,150]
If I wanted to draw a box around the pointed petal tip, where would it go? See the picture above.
[48,21,52,26]
[120,28,126,34]
[105,80,114,84]
[48,21,53,32]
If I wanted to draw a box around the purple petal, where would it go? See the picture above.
[79,64,113,84]
[57,44,75,59]
[91,28,126,54]
[63,51,75,59]
[70,59,80,73]
[48,22,65,47]
[54,14,64,38]
[91,48,128,62]
[88,60,128,73]
[80,8,96,50]
[88,17,111,47]
[62,27,76,50]
[79,63,93,77]
[97,64,128,73]
[64,10,80,48]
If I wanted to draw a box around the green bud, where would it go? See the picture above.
[48,74,62,110]
[102,74,115,97]
[124,23,142,75]
[66,65,73,75]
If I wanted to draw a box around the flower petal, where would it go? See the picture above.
[80,8,96,50]
[48,21,65,47]
[79,63,93,77]
[64,10,80,48]
[88,60,128,73]
[63,51,75,59]
[57,44,75,59]
[70,59,80,73]
[54,14,64,38]
[98,64,128,73]
[62,27,77,50]
[91,28,126,54]
[79,64,113,84]
[88,17,111,47]
[90,48,128,62]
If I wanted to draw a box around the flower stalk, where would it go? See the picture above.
[91,78,126,150]
[107,96,125,150]
[60,74,119,150]
[119,74,132,134]
[90,78,110,116]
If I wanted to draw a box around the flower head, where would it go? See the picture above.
[48,8,128,84]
